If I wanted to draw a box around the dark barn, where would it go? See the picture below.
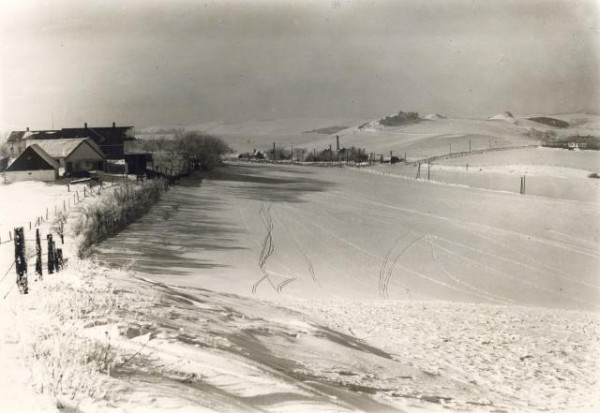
[60,123,135,159]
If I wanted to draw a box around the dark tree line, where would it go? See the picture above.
[133,131,232,171]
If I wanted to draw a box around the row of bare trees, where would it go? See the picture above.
[133,131,232,172]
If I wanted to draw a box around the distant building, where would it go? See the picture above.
[7,122,135,160]
[3,144,59,183]
[26,138,106,174]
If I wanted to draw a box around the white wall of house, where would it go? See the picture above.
[65,143,105,172]
[2,169,58,184]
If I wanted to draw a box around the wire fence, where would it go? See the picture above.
[0,180,121,247]
[0,179,125,299]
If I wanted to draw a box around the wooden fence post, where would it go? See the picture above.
[14,227,28,294]
[47,234,54,274]
[52,241,59,272]
[35,229,42,279]
[56,249,63,270]
[428,162,431,181]
[416,162,421,179]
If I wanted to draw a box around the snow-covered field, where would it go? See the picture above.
[86,160,600,411]
[361,147,600,203]
[1,128,599,412]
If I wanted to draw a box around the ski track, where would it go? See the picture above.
[431,233,600,296]
[426,236,517,305]
[281,192,597,307]
[283,203,526,303]
[470,229,600,290]
[318,187,600,294]
[432,242,590,307]
[381,235,423,299]
[251,204,277,294]
[271,207,320,287]
[328,185,600,260]
[280,204,376,288]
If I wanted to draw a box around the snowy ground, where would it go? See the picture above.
[1,141,599,412]
[361,147,600,203]
[0,180,121,413]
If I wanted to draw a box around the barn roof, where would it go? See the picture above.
[31,138,106,159]
[6,144,59,171]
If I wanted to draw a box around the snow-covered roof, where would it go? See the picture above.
[28,138,105,159]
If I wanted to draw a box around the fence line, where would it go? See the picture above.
[1,225,65,298]
[0,181,121,247]
[405,144,539,166]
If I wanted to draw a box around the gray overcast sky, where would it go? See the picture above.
[1,0,598,130]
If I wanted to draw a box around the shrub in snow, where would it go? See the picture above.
[72,179,164,258]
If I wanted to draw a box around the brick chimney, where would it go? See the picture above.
[26,127,29,131]
[112,122,116,128]
[84,122,88,129]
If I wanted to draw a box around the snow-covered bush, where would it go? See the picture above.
[72,179,164,258]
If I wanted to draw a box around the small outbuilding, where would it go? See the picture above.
[27,138,106,175]
[3,144,59,183]
[124,141,153,175]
